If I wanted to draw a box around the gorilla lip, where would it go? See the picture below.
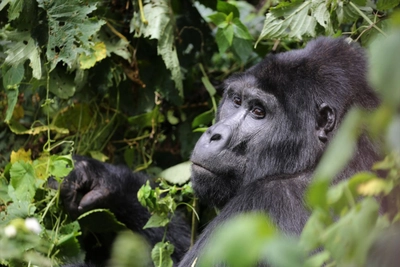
[191,162,216,175]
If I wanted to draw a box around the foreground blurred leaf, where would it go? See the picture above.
[109,231,152,267]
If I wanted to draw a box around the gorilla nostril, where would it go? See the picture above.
[210,133,222,142]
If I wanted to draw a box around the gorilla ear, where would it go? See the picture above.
[317,103,336,142]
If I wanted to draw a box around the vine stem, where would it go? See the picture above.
[138,0,148,25]
[349,2,387,37]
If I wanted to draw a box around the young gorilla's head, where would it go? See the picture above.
[190,37,379,208]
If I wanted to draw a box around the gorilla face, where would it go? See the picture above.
[190,75,287,208]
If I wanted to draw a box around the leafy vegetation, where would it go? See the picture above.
[0,0,399,266]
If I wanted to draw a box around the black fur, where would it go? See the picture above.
[60,37,380,266]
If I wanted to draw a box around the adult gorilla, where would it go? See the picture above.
[60,37,380,266]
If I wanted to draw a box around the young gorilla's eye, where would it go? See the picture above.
[251,107,265,118]
[233,96,242,106]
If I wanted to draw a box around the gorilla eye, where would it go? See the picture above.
[251,107,265,118]
[233,96,242,107]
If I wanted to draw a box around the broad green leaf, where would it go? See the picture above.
[103,36,131,61]
[312,1,330,29]
[9,161,36,202]
[130,0,183,98]
[351,0,367,7]
[376,0,400,10]
[208,12,227,26]
[109,231,152,267]
[192,109,214,129]
[2,64,24,89]
[321,198,379,265]
[198,213,277,267]
[357,178,392,196]
[0,0,22,21]
[143,213,170,229]
[127,107,165,128]
[4,34,42,79]
[79,42,107,69]
[4,88,18,124]
[215,26,234,53]
[48,155,73,179]
[151,242,174,267]
[78,209,127,233]
[10,148,32,164]
[89,151,109,162]
[369,29,400,110]
[232,18,253,40]
[256,0,316,44]
[49,69,76,99]
[37,0,105,71]
[217,1,240,18]
[0,200,35,226]
[231,37,253,62]
[166,110,179,125]
[56,222,82,257]
[159,161,192,184]
[300,209,330,251]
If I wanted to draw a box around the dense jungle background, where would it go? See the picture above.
[1,0,400,266]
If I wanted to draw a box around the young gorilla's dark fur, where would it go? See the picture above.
[60,37,380,266]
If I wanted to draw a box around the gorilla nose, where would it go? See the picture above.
[210,133,222,142]
[205,123,232,147]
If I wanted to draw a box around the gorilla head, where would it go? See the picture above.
[190,37,379,209]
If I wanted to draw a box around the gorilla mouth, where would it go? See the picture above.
[191,162,217,175]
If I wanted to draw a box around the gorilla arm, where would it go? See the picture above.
[60,155,190,262]
[178,173,311,267]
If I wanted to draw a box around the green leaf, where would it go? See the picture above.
[198,213,278,267]
[208,12,227,27]
[376,0,400,10]
[79,42,107,69]
[232,18,253,40]
[2,64,24,90]
[151,242,174,267]
[351,0,367,6]
[231,37,253,62]
[217,1,240,18]
[215,26,234,53]
[0,201,35,226]
[192,109,214,129]
[78,209,127,233]
[369,30,400,110]
[131,0,183,98]
[4,33,42,79]
[37,0,105,71]
[256,0,316,44]
[321,198,380,265]
[4,87,18,124]
[109,231,152,267]
[312,1,330,29]
[143,213,170,229]
[0,0,23,21]
[300,209,330,252]
[9,161,36,202]
[159,161,192,184]
[49,69,76,99]
[47,155,74,179]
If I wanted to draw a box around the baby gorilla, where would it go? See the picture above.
[61,37,380,266]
